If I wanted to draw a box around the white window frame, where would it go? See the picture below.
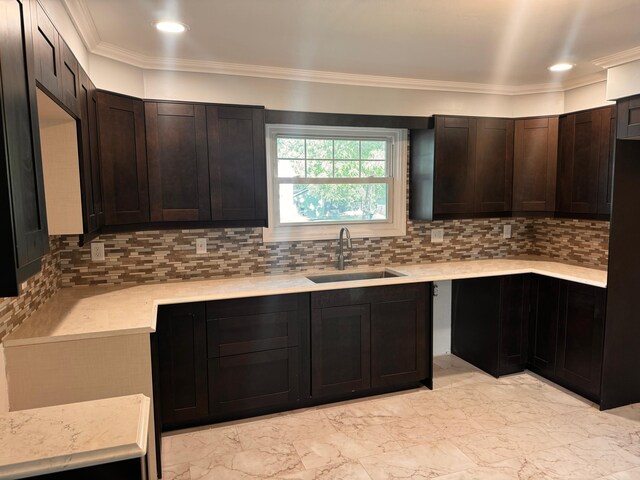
[263,124,407,243]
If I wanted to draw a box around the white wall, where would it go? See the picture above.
[0,348,8,413]
[432,281,452,356]
[565,81,613,113]
[607,59,640,100]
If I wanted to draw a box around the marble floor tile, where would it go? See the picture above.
[160,355,640,480]
[162,425,241,466]
[359,440,476,479]
[190,443,304,480]
[293,425,401,469]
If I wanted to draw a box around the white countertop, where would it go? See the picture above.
[2,257,607,347]
[0,394,150,479]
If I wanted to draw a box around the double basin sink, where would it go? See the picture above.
[307,269,405,284]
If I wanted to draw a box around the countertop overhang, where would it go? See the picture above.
[2,257,607,348]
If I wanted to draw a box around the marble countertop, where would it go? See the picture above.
[2,257,607,347]
[0,394,150,479]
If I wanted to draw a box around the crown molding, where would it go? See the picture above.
[61,0,101,50]
[592,45,640,69]
[65,0,607,96]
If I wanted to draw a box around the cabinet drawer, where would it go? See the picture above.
[311,283,421,309]
[206,294,303,357]
[208,348,300,414]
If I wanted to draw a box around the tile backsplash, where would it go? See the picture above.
[0,238,62,341]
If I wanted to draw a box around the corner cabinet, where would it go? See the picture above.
[310,283,430,397]
[617,95,640,140]
[512,117,559,213]
[96,91,150,226]
[0,0,49,296]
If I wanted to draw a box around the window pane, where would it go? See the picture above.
[278,160,306,177]
[361,161,387,177]
[277,137,305,159]
[334,161,360,178]
[306,139,333,159]
[334,140,360,159]
[279,183,388,223]
[307,160,333,178]
[361,140,386,160]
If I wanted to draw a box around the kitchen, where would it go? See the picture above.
[1,0,640,479]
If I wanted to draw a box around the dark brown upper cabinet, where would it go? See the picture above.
[78,68,104,235]
[96,91,149,226]
[617,95,640,140]
[207,106,267,224]
[475,118,514,213]
[59,36,79,116]
[430,115,513,218]
[31,0,60,99]
[433,116,477,215]
[1,0,49,296]
[145,102,211,222]
[556,106,616,218]
[513,116,559,212]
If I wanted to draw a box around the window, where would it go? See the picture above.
[264,125,407,242]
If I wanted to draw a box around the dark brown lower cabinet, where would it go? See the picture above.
[452,275,528,377]
[555,281,606,400]
[528,275,561,378]
[528,275,606,402]
[155,303,209,427]
[311,283,430,398]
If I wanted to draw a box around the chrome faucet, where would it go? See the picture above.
[337,226,352,270]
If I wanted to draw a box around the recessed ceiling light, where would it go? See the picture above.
[155,21,188,33]
[548,63,574,72]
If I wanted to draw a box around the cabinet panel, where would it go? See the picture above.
[0,0,49,296]
[207,106,267,223]
[78,68,103,234]
[513,117,558,212]
[474,118,514,213]
[209,348,300,414]
[96,91,149,225]
[499,274,529,374]
[146,102,210,222]
[433,116,477,214]
[371,294,427,387]
[59,36,79,115]
[597,106,616,216]
[311,304,371,397]
[617,96,640,140]
[556,282,605,399]
[156,303,209,426]
[528,275,561,377]
[31,1,59,97]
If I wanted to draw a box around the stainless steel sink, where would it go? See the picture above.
[306,270,405,284]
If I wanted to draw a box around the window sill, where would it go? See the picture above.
[262,222,407,243]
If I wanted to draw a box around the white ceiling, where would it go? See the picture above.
[66,0,640,93]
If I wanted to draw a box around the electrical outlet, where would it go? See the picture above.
[91,242,105,261]
[196,238,207,254]
[503,224,512,239]
[431,228,444,243]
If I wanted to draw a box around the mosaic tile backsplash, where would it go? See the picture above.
[0,237,62,341]
[0,217,609,341]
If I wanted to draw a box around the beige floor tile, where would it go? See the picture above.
[526,445,604,480]
[323,396,419,428]
[278,461,372,479]
[608,429,640,457]
[162,462,191,480]
[293,425,401,469]
[162,426,241,466]
[431,456,552,479]
[526,412,596,444]
[236,411,338,450]
[359,440,476,479]
[382,416,444,447]
[565,409,638,438]
[605,466,640,479]
[451,423,563,465]
[190,443,304,480]
[566,436,640,477]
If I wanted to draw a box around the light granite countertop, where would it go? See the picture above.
[2,257,607,347]
[0,394,150,479]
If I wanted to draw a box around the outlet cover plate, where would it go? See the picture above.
[503,224,512,239]
[196,238,207,254]
[431,228,444,243]
[91,242,105,261]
